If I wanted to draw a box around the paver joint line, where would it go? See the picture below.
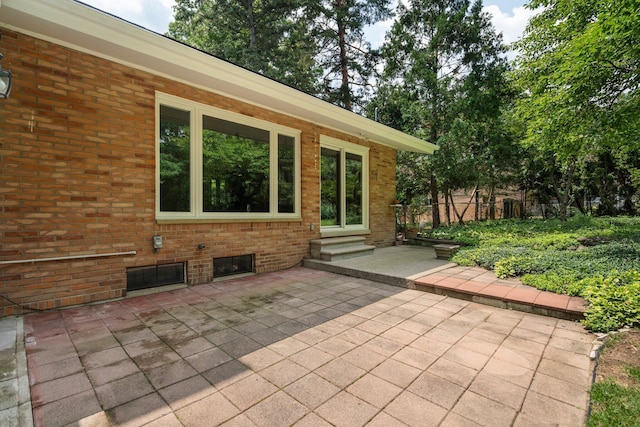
[6,263,594,427]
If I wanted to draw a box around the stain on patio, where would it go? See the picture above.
[23,267,594,426]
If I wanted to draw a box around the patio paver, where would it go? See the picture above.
[4,265,597,426]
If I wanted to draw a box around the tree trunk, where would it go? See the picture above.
[336,0,351,111]
[449,192,461,225]
[559,196,568,222]
[430,173,440,228]
[559,163,575,221]
[474,189,479,221]
[444,186,451,226]
[245,0,257,69]
[248,3,256,48]
[490,194,496,220]
[451,185,477,225]
[487,186,495,220]
[574,193,586,215]
[552,162,575,222]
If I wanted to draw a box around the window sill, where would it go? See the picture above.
[157,217,302,225]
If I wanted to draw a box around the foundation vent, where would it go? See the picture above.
[213,255,254,278]
[126,262,185,291]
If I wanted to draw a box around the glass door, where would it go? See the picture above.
[321,147,340,226]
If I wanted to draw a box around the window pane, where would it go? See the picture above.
[159,105,191,212]
[202,115,270,213]
[321,148,340,226]
[345,152,363,225]
[278,135,295,213]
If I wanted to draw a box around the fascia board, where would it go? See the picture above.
[0,0,437,154]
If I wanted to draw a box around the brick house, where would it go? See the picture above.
[0,0,436,316]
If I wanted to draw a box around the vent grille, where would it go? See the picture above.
[214,254,254,278]
[127,263,185,291]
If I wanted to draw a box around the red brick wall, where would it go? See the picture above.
[0,29,396,316]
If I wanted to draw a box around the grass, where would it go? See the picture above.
[588,331,640,427]
[588,382,640,426]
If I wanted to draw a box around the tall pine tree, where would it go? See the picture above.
[371,0,510,227]
[168,0,320,94]
[168,0,393,112]
[305,0,392,111]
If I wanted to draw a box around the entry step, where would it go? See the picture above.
[310,236,375,261]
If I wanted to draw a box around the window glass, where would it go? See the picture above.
[159,105,191,212]
[202,115,270,213]
[278,135,295,213]
[157,94,300,220]
[321,147,340,226]
[345,152,363,225]
[319,137,369,231]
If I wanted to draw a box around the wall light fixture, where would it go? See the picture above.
[0,53,13,99]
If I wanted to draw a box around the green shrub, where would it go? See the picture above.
[451,246,526,270]
[450,249,478,266]
[422,216,640,249]
[521,272,584,296]
[582,270,640,332]
[495,255,544,278]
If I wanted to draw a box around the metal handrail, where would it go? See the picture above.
[0,251,137,265]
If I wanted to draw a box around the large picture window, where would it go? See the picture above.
[320,136,369,233]
[156,93,300,220]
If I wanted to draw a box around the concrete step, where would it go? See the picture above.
[317,244,375,261]
[309,236,375,261]
[413,274,585,321]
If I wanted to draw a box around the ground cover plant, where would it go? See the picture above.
[419,216,640,332]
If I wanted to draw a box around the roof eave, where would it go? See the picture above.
[0,0,437,154]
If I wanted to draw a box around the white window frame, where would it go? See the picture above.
[156,92,301,221]
[320,135,369,236]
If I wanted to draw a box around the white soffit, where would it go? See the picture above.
[0,0,437,154]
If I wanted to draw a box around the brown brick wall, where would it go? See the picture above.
[0,29,396,316]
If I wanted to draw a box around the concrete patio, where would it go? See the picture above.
[305,246,586,320]
[3,262,596,426]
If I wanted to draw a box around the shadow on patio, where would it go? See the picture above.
[23,252,595,426]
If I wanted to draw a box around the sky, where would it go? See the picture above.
[79,0,536,55]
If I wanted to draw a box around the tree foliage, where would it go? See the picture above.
[513,0,640,219]
[168,0,392,111]
[202,132,271,213]
[371,0,512,226]
[168,0,321,94]
[163,0,640,224]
